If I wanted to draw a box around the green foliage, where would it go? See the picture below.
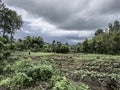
[73,70,120,90]
[0,37,11,60]
[11,58,34,73]
[1,58,54,89]
[56,45,70,53]
[9,43,15,50]
[95,29,104,36]
[0,1,22,41]
[82,39,89,53]
[1,56,90,90]
[15,36,44,52]
[51,76,88,90]
[76,20,120,54]
[3,50,11,59]
[0,36,8,44]
[109,20,120,32]
[0,73,32,90]
[72,59,120,90]
[51,41,70,53]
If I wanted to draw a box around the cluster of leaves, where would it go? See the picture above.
[49,76,88,90]
[0,58,54,89]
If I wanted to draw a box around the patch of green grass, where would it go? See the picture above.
[75,53,120,61]
[30,52,53,56]
[12,51,53,57]
[13,51,120,61]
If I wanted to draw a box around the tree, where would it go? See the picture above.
[113,20,120,32]
[113,32,120,53]
[82,38,89,53]
[108,23,113,32]
[15,36,44,51]
[95,29,104,36]
[109,20,120,32]
[81,20,120,54]
[0,1,22,41]
[0,1,5,35]
[7,9,22,41]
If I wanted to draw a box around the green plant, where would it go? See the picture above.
[11,58,34,73]
[3,51,11,59]
[0,58,55,89]
[0,73,32,90]
[50,76,88,90]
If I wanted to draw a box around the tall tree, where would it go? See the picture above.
[82,38,89,53]
[0,1,6,35]
[0,1,22,41]
[109,20,120,32]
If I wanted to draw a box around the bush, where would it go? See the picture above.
[0,73,32,89]
[55,45,70,53]
[27,65,53,81]
[3,51,11,59]
[8,43,15,50]
[50,76,88,90]
[0,58,54,89]
[11,58,34,73]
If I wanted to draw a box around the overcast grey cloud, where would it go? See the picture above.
[3,0,120,44]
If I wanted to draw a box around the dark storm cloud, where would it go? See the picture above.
[3,0,87,24]
[3,0,120,31]
[94,0,120,14]
[59,17,106,30]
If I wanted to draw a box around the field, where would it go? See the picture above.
[0,52,120,90]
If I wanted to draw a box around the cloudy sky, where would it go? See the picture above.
[3,0,120,44]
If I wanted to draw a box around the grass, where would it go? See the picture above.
[73,53,120,61]
[12,51,53,56]
[12,51,120,61]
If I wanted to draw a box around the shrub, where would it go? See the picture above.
[0,73,32,90]
[50,76,88,90]
[3,51,11,59]
[0,58,54,89]
[11,58,34,73]
[26,64,54,81]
